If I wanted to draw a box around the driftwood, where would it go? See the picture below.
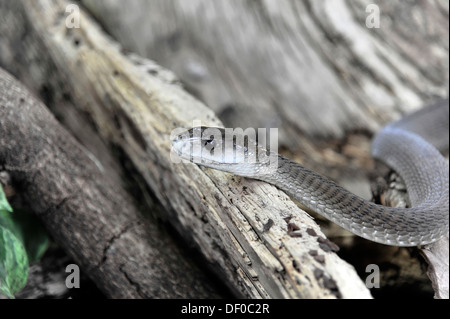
[0,0,447,298]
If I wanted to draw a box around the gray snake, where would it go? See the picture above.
[172,100,449,246]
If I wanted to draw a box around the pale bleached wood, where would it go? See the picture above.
[421,234,449,299]
[0,0,372,298]
[82,0,448,145]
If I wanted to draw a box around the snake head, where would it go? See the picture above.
[171,126,275,175]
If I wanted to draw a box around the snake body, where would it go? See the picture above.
[172,100,449,246]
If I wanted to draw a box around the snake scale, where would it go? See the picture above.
[172,100,449,246]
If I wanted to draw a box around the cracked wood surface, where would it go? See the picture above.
[0,0,372,298]
[0,68,222,298]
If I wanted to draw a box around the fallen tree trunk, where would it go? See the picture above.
[0,68,222,298]
[0,0,372,298]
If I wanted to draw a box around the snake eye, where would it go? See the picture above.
[204,138,214,146]
[203,138,216,154]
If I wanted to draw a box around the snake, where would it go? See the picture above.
[171,99,449,246]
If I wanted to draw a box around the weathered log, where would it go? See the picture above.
[0,0,372,298]
[0,68,222,298]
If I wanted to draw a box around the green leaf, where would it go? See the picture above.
[0,226,29,298]
[0,185,49,264]
[9,208,49,263]
[0,186,12,213]
[0,184,50,298]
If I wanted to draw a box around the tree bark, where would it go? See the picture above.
[0,68,222,298]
